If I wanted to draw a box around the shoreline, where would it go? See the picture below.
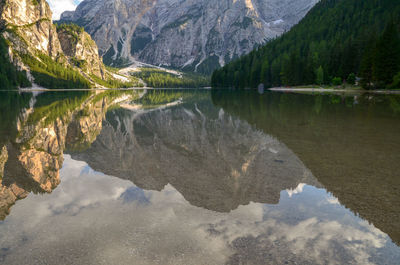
[268,87,400,94]
[11,87,209,92]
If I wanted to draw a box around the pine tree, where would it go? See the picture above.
[373,20,400,88]
[347,73,356,85]
[316,66,324,85]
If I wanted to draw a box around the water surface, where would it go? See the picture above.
[0,89,399,264]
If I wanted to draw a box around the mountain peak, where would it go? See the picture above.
[60,0,319,73]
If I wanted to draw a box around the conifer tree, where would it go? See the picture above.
[373,20,400,88]
[316,66,324,85]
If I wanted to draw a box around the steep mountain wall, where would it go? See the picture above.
[0,0,120,88]
[1,0,63,59]
[57,25,106,79]
[61,0,318,72]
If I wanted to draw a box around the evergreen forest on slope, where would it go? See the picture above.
[0,36,31,90]
[211,0,400,90]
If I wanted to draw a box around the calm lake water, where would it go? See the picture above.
[0,89,399,265]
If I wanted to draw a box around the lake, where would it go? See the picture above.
[0,89,399,265]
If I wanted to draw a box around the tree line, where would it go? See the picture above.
[20,52,92,89]
[131,68,210,88]
[211,0,400,90]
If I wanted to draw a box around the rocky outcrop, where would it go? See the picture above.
[57,25,105,79]
[0,0,128,87]
[1,0,52,26]
[1,0,63,58]
[61,0,318,72]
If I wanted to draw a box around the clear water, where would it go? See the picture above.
[0,89,399,264]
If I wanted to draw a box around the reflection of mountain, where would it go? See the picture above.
[211,90,400,245]
[3,89,399,249]
[0,91,139,220]
[70,99,320,212]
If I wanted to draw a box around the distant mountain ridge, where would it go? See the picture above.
[60,0,318,73]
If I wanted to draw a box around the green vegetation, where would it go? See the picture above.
[332,77,342,86]
[131,68,210,88]
[90,73,142,88]
[20,52,92,89]
[0,36,31,89]
[55,23,84,45]
[55,23,84,34]
[212,0,400,90]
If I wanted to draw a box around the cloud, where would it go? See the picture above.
[46,0,82,20]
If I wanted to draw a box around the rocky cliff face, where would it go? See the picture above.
[57,25,106,79]
[61,0,318,72]
[1,0,63,59]
[0,0,115,85]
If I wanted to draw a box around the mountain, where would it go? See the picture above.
[211,0,400,89]
[0,0,136,89]
[60,0,318,73]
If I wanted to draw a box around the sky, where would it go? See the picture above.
[47,0,82,20]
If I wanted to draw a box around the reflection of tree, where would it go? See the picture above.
[211,90,400,245]
[0,92,32,147]
[389,95,400,114]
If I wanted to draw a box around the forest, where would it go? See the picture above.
[211,0,400,90]
[0,36,31,90]
[20,52,92,89]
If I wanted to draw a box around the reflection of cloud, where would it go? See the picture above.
[327,197,339,205]
[286,183,306,197]
[5,155,132,227]
[0,157,398,265]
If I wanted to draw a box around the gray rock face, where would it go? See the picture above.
[0,0,120,85]
[61,0,318,72]
[57,27,106,79]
